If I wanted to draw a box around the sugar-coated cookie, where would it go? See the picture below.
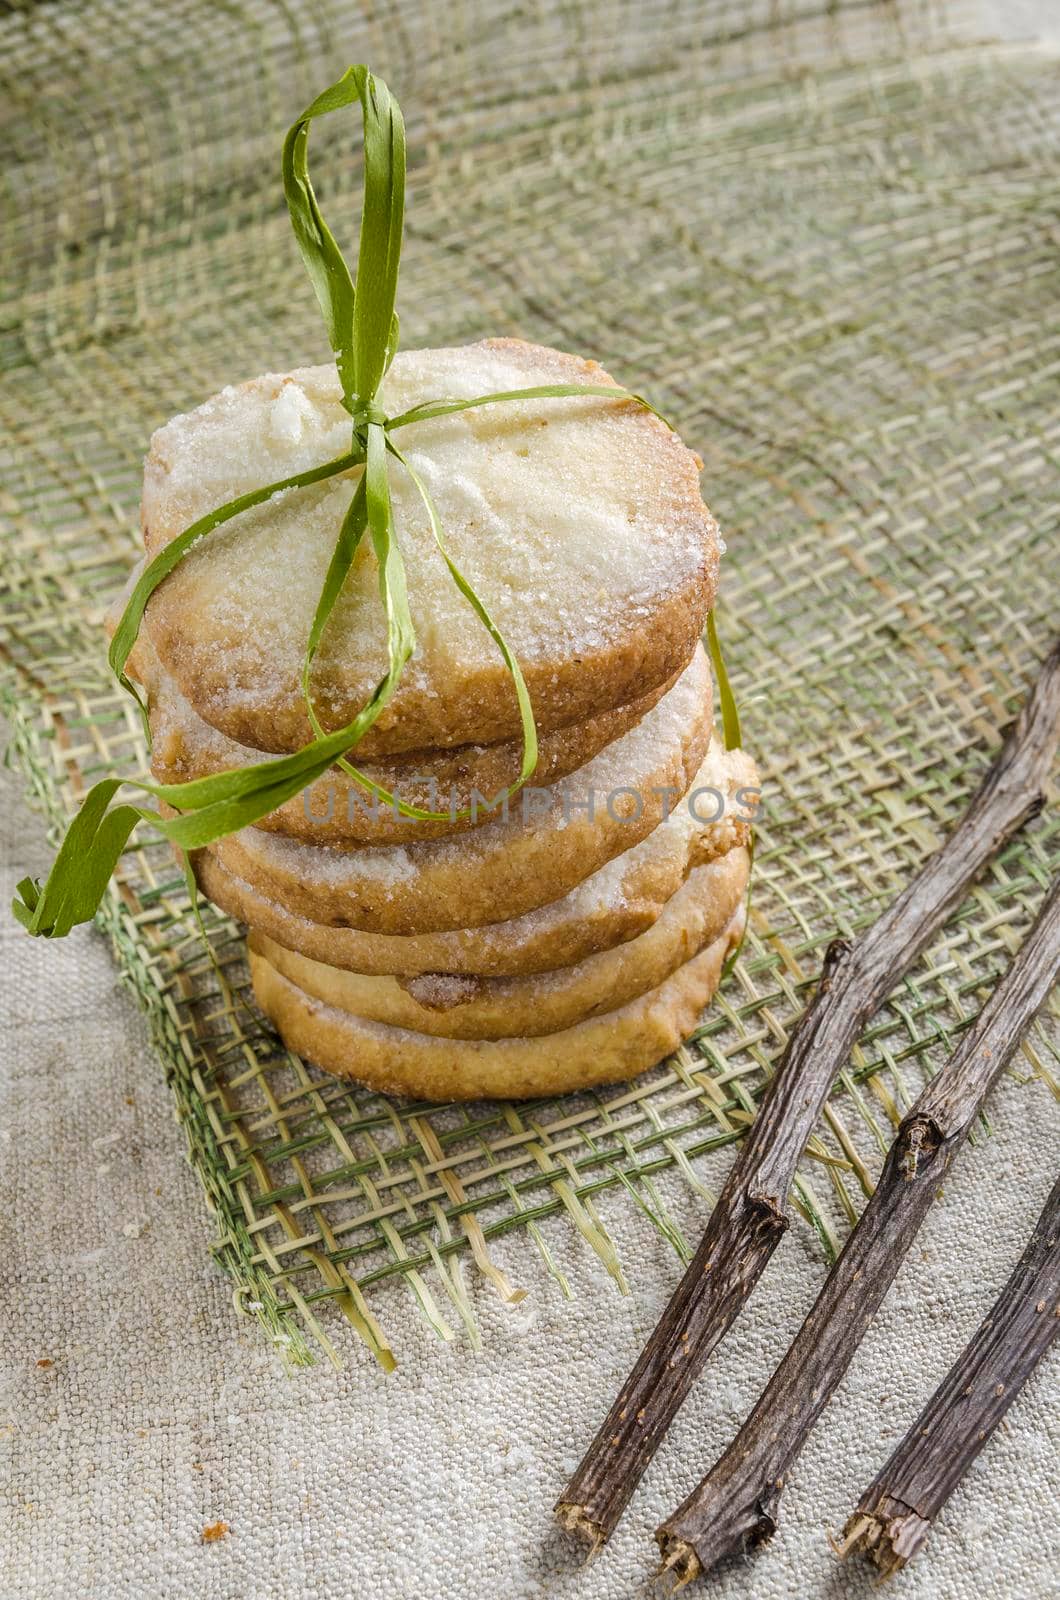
[250,844,749,1039]
[208,649,714,934]
[249,906,745,1100]
[141,339,718,755]
[191,743,759,975]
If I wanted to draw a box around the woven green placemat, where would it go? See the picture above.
[2,0,1058,1368]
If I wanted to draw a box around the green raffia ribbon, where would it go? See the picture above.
[14,64,736,939]
[706,610,740,752]
[706,607,751,979]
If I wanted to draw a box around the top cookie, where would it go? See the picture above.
[140,338,719,755]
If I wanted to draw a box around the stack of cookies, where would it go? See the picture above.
[121,339,758,1100]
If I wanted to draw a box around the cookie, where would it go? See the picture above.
[248,905,745,1100]
[249,844,749,1039]
[141,339,719,755]
[191,744,759,976]
[208,647,713,935]
[136,631,689,845]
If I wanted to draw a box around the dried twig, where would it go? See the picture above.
[555,641,1060,1551]
[655,874,1060,1586]
[838,1168,1060,1576]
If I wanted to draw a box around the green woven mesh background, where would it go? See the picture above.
[2,0,1058,1368]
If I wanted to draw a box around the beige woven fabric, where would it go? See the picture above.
[4,0,1060,1595]
[3,758,1058,1598]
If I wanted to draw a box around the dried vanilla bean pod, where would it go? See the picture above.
[655,874,1060,1586]
[839,1168,1060,1577]
[555,640,1060,1551]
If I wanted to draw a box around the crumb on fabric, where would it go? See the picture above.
[201,1521,229,1543]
